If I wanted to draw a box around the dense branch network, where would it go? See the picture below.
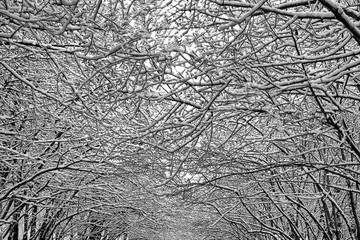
[1,0,360,239]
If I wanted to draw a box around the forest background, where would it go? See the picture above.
[1,0,360,239]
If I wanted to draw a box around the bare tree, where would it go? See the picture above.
[2,0,360,239]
